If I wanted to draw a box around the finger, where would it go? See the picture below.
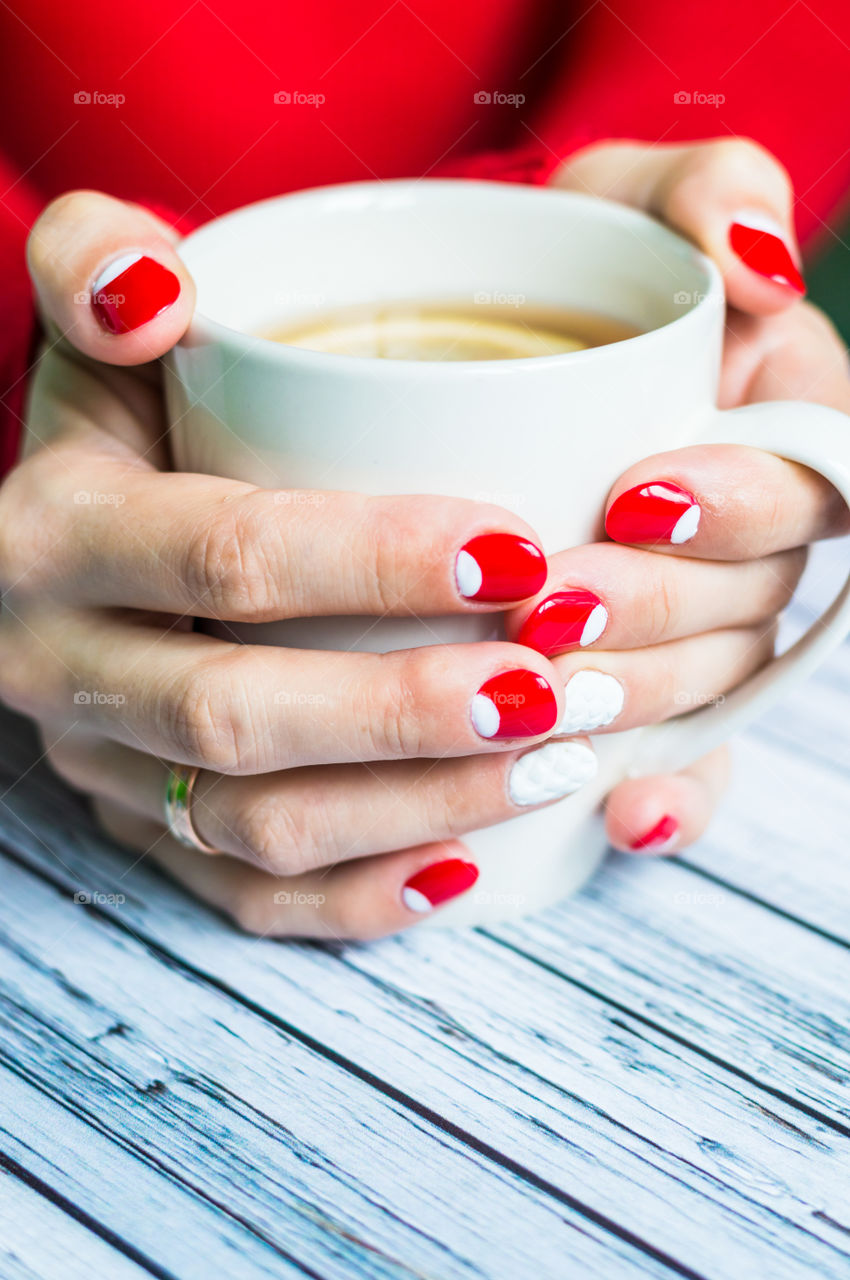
[48,731,597,874]
[26,190,195,364]
[93,795,482,940]
[508,541,805,655]
[603,443,850,561]
[0,457,547,618]
[546,625,776,737]
[4,611,564,773]
[558,138,805,313]
[719,300,850,415]
[604,746,731,854]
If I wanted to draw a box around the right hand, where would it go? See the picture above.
[0,190,588,939]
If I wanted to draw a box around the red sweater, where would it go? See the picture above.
[2,1,850,475]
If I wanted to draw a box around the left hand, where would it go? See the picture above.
[517,138,850,854]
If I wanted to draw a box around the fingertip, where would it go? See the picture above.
[83,246,196,364]
[605,773,703,855]
[605,747,730,855]
[27,190,196,365]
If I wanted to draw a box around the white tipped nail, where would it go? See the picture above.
[91,252,144,295]
[455,548,483,598]
[731,208,791,244]
[580,602,608,646]
[401,887,432,913]
[470,692,500,738]
[670,504,700,545]
[558,670,624,734]
[509,740,598,806]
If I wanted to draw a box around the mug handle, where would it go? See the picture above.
[628,399,850,777]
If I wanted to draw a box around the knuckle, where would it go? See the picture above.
[645,565,678,643]
[234,793,317,876]
[363,651,430,759]
[0,457,60,594]
[162,658,250,773]
[183,497,278,621]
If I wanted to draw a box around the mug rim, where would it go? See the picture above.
[175,178,725,377]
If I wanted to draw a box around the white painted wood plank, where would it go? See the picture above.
[0,1067,302,1280]
[0,854,670,1280]
[0,1166,153,1280]
[495,852,850,1126]
[1,835,850,1279]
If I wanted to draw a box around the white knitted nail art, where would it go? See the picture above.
[509,740,598,806]
[558,670,624,734]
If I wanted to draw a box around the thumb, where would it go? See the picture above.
[556,138,805,316]
[26,189,195,366]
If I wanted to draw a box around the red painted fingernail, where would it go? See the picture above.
[606,481,700,546]
[402,858,479,911]
[456,533,547,602]
[630,814,679,852]
[517,589,608,656]
[471,669,558,739]
[729,220,805,295]
[91,253,181,334]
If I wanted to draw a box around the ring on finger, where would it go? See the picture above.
[164,764,219,853]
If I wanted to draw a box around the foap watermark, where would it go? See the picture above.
[74,290,125,307]
[673,90,725,107]
[273,890,326,905]
[273,90,325,107]
[474,91,525,107]
[73,90,126,108]
[74,690,126,706]
[473,290,526,307]
[491,691,527,708]
[73,490,126,506]
[673,890,724,908]
[473,889,527,908]
[473,490,528,509]
[273,691,328,706]
[673,691,726,708]
[273,490,326,506]
[673,290,709,306]
[74,890,126,906]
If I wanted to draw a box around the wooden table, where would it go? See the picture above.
[2,540,849,1280]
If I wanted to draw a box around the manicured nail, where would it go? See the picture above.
[471,669,559,739]
[517,589,607,656]
[456,533,547,602]
[402,858,479,911]
[558,670,624,734]
[509,740,598,806]
[606,481,700,546]
[729,215,805,295]
[91,253,181,334]
[630,814,679,852]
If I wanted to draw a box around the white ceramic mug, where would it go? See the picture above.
[165,179,850,926]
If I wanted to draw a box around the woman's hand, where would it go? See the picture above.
[535,138,850,853]
[0,190,601,939]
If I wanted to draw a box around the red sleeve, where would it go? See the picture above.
[440,1,850,249]
[0,155,42,479]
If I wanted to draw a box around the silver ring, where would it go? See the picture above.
[164,764,219,853]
